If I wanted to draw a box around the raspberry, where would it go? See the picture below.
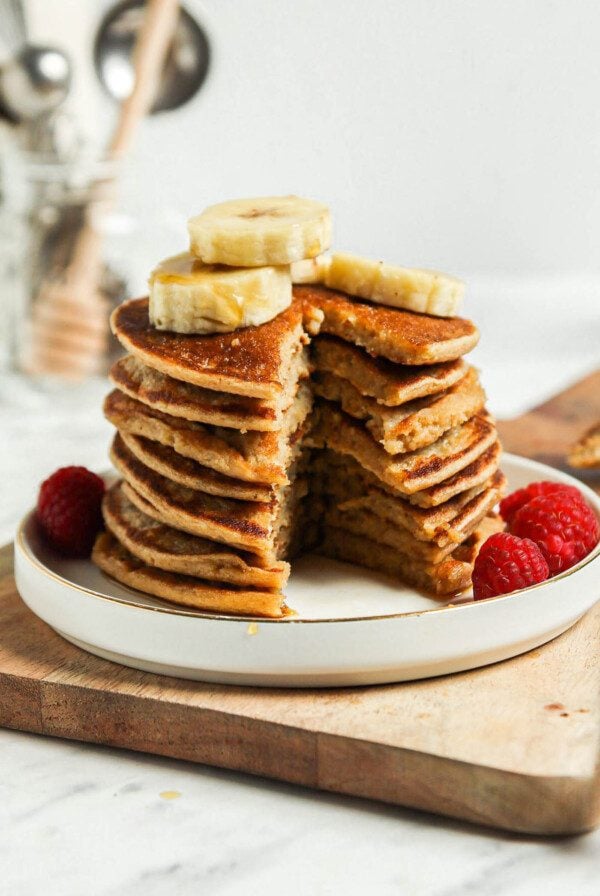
[511,493,599,575]
[36,466,105,557]
[472,532,549,600]
[500,481,584,526]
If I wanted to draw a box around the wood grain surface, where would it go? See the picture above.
[498,368,600,475]
[1,371,599,836]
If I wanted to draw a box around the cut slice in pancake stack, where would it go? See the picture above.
[298,285,506,596]
[93,196,505,617]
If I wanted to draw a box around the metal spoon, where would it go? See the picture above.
[94,0,210,113]
[0,43,71,121]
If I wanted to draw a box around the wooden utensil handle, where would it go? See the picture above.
[108,0,181,159]
[69,0,180,280]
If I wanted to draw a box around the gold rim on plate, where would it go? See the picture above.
[16,496,600,625]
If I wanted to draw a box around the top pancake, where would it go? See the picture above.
[111,297,306,399]
[112,288,479,403]
[298,285,479,364]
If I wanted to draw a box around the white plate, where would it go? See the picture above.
[14,454,600,687]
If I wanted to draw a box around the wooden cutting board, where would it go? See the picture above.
[1,371,599,836]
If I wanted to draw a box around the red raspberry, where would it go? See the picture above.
[37,466,105,557]
[472,532,549,600]
[511,493,599,575]
[500,481,584,526]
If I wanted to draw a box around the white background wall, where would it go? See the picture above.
[22,0,600,414]
[27,0,600,278]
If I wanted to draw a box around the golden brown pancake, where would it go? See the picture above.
[111,297,306,399]
[568,423,600,469]
[325,505,460,563]
[311,402,497,495]
[110,434,277,556]
[312,366,485,453]
[313,335,468,406]
[324,467,505,561]
[93,532,288,618]
[406,441,502,507]
[297,285,479,364]
[121,470,307,562]
[320,514,504,597]
[110,351,309,431]
[104,385,312,485]
[118,431,274,502]
[102,483,288,588]
[326,470,505,547]
[312,450,504,542]
[313,446,488,500]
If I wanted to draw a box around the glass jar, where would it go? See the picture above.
[0,149,132,379]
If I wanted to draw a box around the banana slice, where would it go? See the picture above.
[148,252,292,335]
[325,252,465,317]
[188,196,332,267]
[291,254,331,284]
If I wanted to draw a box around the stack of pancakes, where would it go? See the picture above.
[93,297,313,618]
[93,285,505,616]
[299,286,506,595]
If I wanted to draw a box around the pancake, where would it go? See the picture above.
[568,423,600,469]
[103,483,289,588]
[325,505,461,563]
[118,431,274,502]
[325,470,505,560]
[104,384,312,485]
[110,349,309,432]
[406,441,502,507]
[297,285,479,364]
[312,366,485,453]
[313,335,467,406]
[320,514,504,597]
[343,471,505,546]
[319,461,505,546]
[111,297,305,399]
[312,450,504,541]
[93,532,288,618]
[311,403,497,495]
[121,467,307,562]
[110,434,277,556]
[312,446,489,501]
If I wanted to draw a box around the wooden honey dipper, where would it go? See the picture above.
[25,0,180,379]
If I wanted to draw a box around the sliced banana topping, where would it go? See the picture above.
[290,254,331,285]
[149,252,292,335]
[325,252,465,318]
[188,195,332,267]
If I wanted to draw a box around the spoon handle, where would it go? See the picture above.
[68,0,180,278]
[108,0,180,159]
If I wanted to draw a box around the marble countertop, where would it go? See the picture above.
[1,278,599,895]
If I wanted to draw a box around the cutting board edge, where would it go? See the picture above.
[1,662,599,837]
